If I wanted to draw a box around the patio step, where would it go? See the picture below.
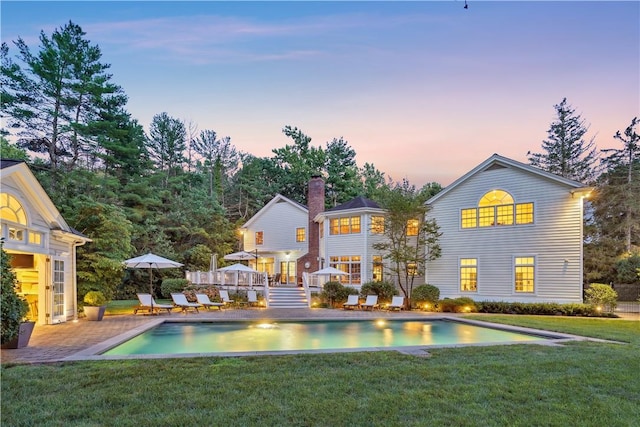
[268,287,309,309]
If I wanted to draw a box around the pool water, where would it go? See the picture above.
[103,320,550,356]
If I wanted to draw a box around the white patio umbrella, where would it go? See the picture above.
[218,263,260,290]
[223,251,258,261]
[310,267,350,276]
[124,253,183,309]
[310,266,350,287]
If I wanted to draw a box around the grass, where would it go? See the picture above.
[2,316,639,426]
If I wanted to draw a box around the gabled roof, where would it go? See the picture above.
[426,153,589,205]
[242,193,308,229]
[0,160,91,241]
[327,196,380,212]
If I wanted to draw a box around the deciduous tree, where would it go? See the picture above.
[373,180,441,309]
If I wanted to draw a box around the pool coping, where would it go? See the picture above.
[62,316,604,361]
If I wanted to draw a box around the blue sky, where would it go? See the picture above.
[2,1,638,186]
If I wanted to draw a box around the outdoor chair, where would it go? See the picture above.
[387,296,405,311]
[360,295,379,311]
[247,290,260,307]
[342,294,360,310]
[219,290,235,306]
[170,293,202,314]
[134,293,175,315]
[195,293,225,310]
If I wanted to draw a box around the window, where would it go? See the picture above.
[28,231,42,246]
[350,216,361,233]
[340,217,350,234]
[330,255,361,284]
[407,262,417,276]
[515,257,535,293]
[0,193,27,225]
[516,203,534,224]
[407,219,419,236]
[461,209,477,228]
[371,216,385,234]
[460,190,534,229]
[460,258,477,292]
[255,231,264,245]
[372,255,383,282]
[329,216,362,235]
[330,219,339,235]
[296,227,306,242]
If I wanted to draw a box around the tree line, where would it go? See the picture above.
[1,22,638,300]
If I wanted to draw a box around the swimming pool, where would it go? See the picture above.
[102,319,557,356]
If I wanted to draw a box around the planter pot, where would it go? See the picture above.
[1,321,35,349]
[84,305,107,321]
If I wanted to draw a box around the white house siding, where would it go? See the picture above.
[319,212,389,285]
[243,200,308,254]
[426,165,584,303]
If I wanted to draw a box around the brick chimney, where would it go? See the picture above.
[297,175,324,279]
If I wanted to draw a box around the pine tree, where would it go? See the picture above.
[528,98,598,183]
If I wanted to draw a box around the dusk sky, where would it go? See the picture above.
[2,1,638,186]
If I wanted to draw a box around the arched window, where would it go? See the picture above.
[478,190,514,206]
[0,193,27,225]
[461,190,533,229]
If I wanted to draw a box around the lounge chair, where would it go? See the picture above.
[134,293,175,315]
[343,294,360,310]
[387,296,405,311]
[171,293,202,313]
[247,290,260,307]
[195,293,225,310]
[219,290,235,306]
[360,295,379,311]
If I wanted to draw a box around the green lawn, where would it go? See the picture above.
[2,316,639,426]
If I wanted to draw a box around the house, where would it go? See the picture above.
[0,160,90,324]
[238,154,590,303]
[425,154,590,303]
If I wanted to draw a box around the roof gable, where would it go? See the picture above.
[0,161,89,240]
[242,194,308,228]
[426,153,587,205]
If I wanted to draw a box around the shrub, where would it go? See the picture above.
[412,284,440,308]
[359,281,397,303]
[475,301,605,317]
[585,283,618,313]
[182,286,220,302]
[160,279,190,298]
[1,244,29,345]
[83,291,107,306]
[321,281,357,308]
[438,297,477,313]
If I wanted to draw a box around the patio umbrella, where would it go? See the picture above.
[223,250,258,261]
[218,263,260,290]
[310,266,350,287]
[124,253,183,309]
[310,267,350,276]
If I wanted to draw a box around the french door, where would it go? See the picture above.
[51,258,66,323]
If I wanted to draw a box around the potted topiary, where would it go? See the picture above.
[1,241,34,349]
[83,291,108,321]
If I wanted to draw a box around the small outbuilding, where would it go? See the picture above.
[1,160,91,324]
